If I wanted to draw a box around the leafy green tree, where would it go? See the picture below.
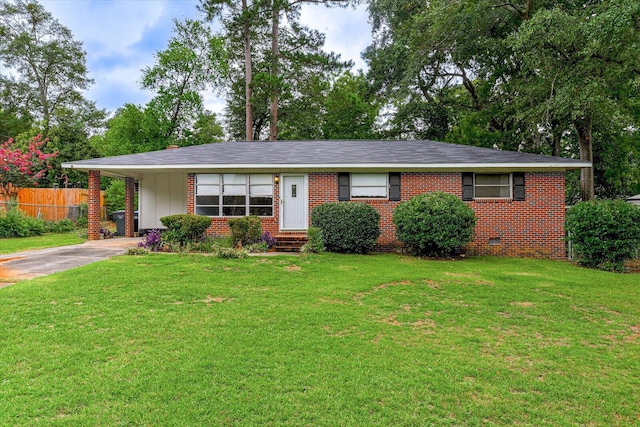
[93,102,225,158]
[0,107,33,144]
[0,0,94,133]
[0,0,104,188]
[365,0,640,201]
[592,124,640,199]
[277,73,330,140]
[262,0,353,140]
[104,179,138,213]
[231,12,351,140]
[187,110,225,145]
[199,0,256,140]
[0,79,34,142]
[44,106,102,188]
[322,72,379,139]
[507,1,640,200]
[141,19,226,144]
[92,104,162,157]
[93,18,226,157]
[201,0,354,141]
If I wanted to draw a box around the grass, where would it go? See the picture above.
[0,232,86,255]
[0,253,638,425]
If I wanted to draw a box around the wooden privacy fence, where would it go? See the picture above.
[0,188,107,221]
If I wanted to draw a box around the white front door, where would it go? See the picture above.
[281,175,307,230]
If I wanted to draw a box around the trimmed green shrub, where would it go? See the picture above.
[311,202,380,254]
[160,214,212,246]
[393,192,476,257]
[300,226,324,254]
[566,199,640,271]
[0,207,46,238]
[228,215,262,246]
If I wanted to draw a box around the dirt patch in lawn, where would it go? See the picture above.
[511,301,535,307]
[201,295,232,305]
[626,324,640,342]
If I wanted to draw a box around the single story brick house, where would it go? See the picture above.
[62,139,590,258]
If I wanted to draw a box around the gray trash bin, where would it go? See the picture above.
[111,210,138,236]
[111,210,125,236]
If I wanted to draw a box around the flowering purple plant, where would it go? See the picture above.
[138,229,163,252]
[260,231,277,248]
[100,228,114,238]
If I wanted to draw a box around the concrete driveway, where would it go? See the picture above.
[0,238,142,287]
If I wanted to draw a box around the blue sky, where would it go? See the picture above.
[38,0,371,115]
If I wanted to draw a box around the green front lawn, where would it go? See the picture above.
[1,254,638,425]
[0,232,86,255]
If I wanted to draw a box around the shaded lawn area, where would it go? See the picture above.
[0,233,86,255]
[0,253,638,426]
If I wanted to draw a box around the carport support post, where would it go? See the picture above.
[88,170,101,240]
[124,177,135,237]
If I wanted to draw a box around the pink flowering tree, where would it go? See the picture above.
[0,136,57,204]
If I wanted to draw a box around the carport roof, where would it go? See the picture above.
[62,139,591,178]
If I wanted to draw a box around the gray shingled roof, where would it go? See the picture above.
[62,140,590,178]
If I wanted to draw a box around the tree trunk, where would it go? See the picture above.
[576,123,594,201]
[242,0,254,141]
[269,3,280,141]
[552,129,562,158]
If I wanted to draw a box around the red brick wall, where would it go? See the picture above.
[124,177,135,237]
[464,172,566,258]
[187,173,194,214]
[188,171,567,258]
[306,172,566,258]
[87,170,101,240]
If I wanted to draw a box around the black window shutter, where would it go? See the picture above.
[389,172,401,201]
[338,173,350,201]
[462,173,474,201]
[513,172,525,201]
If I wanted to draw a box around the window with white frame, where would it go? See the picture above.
[474,174,511,198]
[350,173,388,198]
[195,174,220,216]
[248,174,274,216]
[195,173,273,217]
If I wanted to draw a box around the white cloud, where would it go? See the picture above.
[41,0,170,59]
[299,3,371,72]
[202,90,227,115]
[39,0,201,111]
